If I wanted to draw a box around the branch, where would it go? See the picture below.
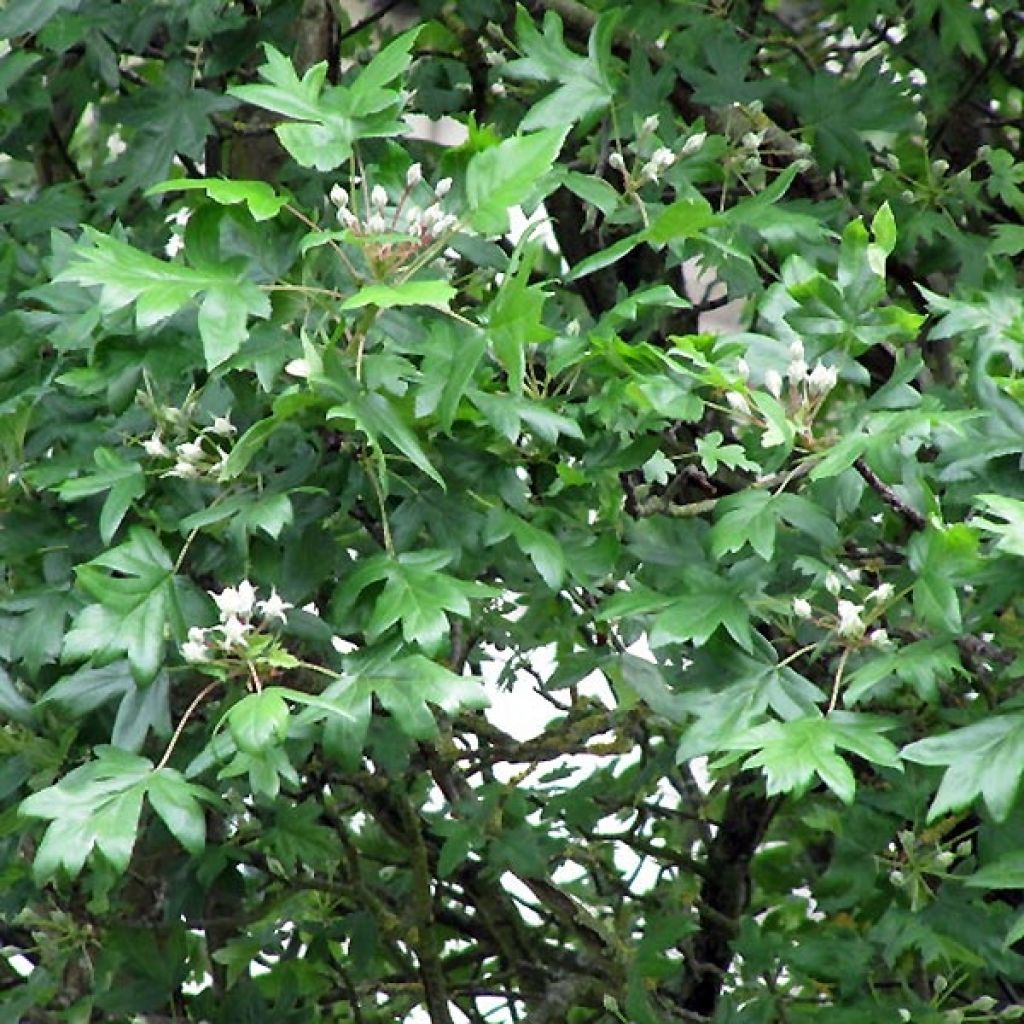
[854,457,926,531]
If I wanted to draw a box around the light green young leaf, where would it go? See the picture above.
[341,280,456,311]
[147,768,211,855]
[147,178,291,221]
[466,126,570,234]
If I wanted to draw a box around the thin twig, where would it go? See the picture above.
[854,457,926,530]
[156,681,220,771]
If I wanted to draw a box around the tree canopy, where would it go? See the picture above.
[3,0,1024,1021]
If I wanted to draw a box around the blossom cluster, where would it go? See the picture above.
[140,408,237,482]
[329,164,457,248]
[608,128,706,189]
[181,580,294,663]
[792,567,894,647]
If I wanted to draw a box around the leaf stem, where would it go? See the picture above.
[156,680,221,771]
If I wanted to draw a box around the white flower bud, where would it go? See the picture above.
[869,582,894,603]
[793,597,813,619]
[970,997,997,1013]
[302,602,320,616]
[725,391,751,416]
[566,319,581,337]
[807,361,838,396]
[931,159,949,176]
[788,339,805,361]
[366,212,387,234]
[165,461,200,480]
[331,635,357,655]
[337,207,358,229]
[490,81,507,97]
[370,184,388,209]
[211,414,236,436]
[641,114,659,135]
[681,131,707,157]
[786,358,809,385]
[650,146,675,169]
[736,357,750,381]
[825,571,842,596]
[608,152,627,173]
[934,850,955,868]
[764,368,783,398]
[434,177,453,198]
[329,184,349,208]
[933,975,948,994]
[406,163,422,187]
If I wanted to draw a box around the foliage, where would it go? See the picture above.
[2,0,1024,1021]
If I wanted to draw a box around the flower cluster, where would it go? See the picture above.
[328,165,457,269]
[140,410,237,481]
[764,340,840,411]
[608,131,706,189]
[181,580,294,664]
[792,567,894,647]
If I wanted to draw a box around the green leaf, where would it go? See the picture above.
[364,551,497,648]
[646,198,720,245]
[650,568,753,652]
[505,7,618,130]
[721,712,900,804]
[341,280,456,311]
[54,447,144,544]
[973,494,1024,558]
[964,852,1024,889]
[64,529,181,684]
[0,664,33,725]
[20,746,152,880]
[227,30,420,171]
[492,510,565,589]
[902,714,1024,822]
[466,127,570,234]
[227,689,292,753]
[56,228,271,369]
[147,178,291,221]
[147,768,209,855]
[325,363,445,488]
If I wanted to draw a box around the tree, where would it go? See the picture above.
[2,0,1024,1020]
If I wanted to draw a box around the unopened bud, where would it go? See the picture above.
[764,368,783,399]
[371,184,388,209]
[608,152,627,173]
[681,132,707,157]
[434,177,453,198]
[406,162,422,187]
[329,184,349,208]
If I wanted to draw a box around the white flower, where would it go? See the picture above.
[406,163,422,187]
[329,184,349,208]
[786,358,809,385]
[107,134,127,158]
[337,207,358,229]
[211,414,236,436]
[212,581,257,620]
[649,146,675,169]
[844,567,862,583]
[434,177,453,198]
[490,81,507,97]
[836,599,865,639]
[736,357,750,381]
[824,571,842,596]
[366,212,387,234]
[176,440,205,463]
[870,582,895,603]
[258,588,293,624]
[142,433,170,458]
[164,234,185,259]
[285,358,310,379]
[370,184,388,209]
[566,319,581,337]
[301,602,320,616]
[181,639,209,663]
[187,626,207,644]
[331,636,357,655]
[219,615,251,648]
[608,152,627,173]
[641,114,660,135]
[164,461,200,480]
[807,362,838,396]
[792,597,813,619]
[789,339,805,361]
[868,627,891,648]
[680,131,707,157]
[764,368,783,398]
